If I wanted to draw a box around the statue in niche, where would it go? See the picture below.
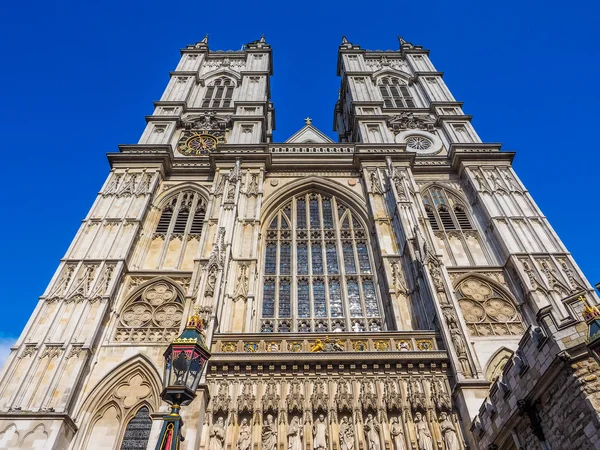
[288,416,304,450]
[339,416,354,450]
[237,417,251,450]
[413,412,433,450]
[390,417,407,450]
[262,414,278,450]
[209,416,226,450]
[363,413,381,450]
[439,412,459,450]
[205,267,217,297]
[313,414,329,450]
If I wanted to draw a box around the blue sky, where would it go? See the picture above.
[0,0,598,360]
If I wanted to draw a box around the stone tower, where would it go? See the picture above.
[0,35,598,450]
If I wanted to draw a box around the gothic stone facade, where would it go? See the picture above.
[0,35,599,450]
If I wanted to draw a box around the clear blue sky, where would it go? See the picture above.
[0,0,598,355]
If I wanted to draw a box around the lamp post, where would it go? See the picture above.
[155,313,211,450]
[581,295,600,364]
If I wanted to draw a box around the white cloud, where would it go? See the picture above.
[0,338,17,370]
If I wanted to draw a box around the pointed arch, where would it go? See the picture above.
[199,68,241,86]
[114,277,186,343]
[453,274,525,337]
[259,180,384,333]
[373,74,415,108]
[371,68,412,82]
[261,177,371,234]
[485,347,514,382]
[152,182,210,209]
[73,355,162,450]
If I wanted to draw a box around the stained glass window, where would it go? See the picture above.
[326,244,339,274]
[280,243,291,274]
[260,193,383,332]
[348,279,362,317]
[313,279,326,317]
[356,242,371,273]
[120,406,152,450]
[265,244,277,274]
[278,280,291,318]
[262,280,275,318]
[298,279,310,318]
[311,244,323,274]
[329,279,343,317]
[343,243,356,274]
[297,244,308,275]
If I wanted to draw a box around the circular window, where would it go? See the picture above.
[406,136,433,151]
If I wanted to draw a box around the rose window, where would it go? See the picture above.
[115,282,185,343]
[455,278,524,336]
[406,136,433,151]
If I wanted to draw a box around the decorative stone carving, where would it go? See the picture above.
[213,381,231,417]
[386,112,436,134]
[364,413,381,450]
[313,414,328,450]
[47,264,76,300]
[413,412,434,450]
[182,111,232,131]
[360,379,377,413]
[262,414,278,450]
[209,417,226,450]
[236,418,251,450]
[288,415,304,450]
[365,56,408,70]
[311,379,329,413]
[233,264,249,302]
[286,378,305,416]
[310,337,344,352]
[335,380,353,413]
[390,417,407,450]
[262,378,280,415]
[369,171,383,195]
[237,379,256,418]
[207,227,226,269]
[339,416,355,450]
[247,173,259,197]
[114,281,184,343]
[430,379,451,413]
[384,377,403,412]
[407,378,426,412]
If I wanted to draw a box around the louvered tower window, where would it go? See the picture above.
[378,77,416,108]
[202,77,235,108]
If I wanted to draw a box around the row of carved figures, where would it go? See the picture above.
[207,410,461,450]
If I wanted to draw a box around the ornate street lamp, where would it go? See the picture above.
[155,313,211,450]
[581,295,600,364]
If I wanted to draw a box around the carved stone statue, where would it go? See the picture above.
[413,412,433,450]
[439,412,459,450]
[313,414,328,450]
[209,417,226,450]
[288,416,304,450]
[390,417,407,450]
[237,417,251,450]
[262,414,278,450]
[339,416,354,450]
[363,413,381,450]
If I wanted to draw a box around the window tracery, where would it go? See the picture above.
[114,281,185,343]
[119,406,152,450]
[154,190,206,240]
[378,77,415,108]
[455,278,524,337]
[422,186,489,266]
[202,77,235,108]
[260,192,382,333]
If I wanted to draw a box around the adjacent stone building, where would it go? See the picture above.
[0,35,598,450]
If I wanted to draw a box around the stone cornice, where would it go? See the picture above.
[0,411,78,433]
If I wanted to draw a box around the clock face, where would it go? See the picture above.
[177,130,226,156]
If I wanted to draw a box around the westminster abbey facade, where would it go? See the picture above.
[1,35,599,450]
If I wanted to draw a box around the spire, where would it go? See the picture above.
[342,35,349,44]
[398,35,407,46]
[201,34,209,44]
[259,34,266,43]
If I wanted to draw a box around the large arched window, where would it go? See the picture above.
[378,76,415,108]
[422,186,490,266]
[455,277,524,337]
[202,77,235,108]
[260,192,383,333]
